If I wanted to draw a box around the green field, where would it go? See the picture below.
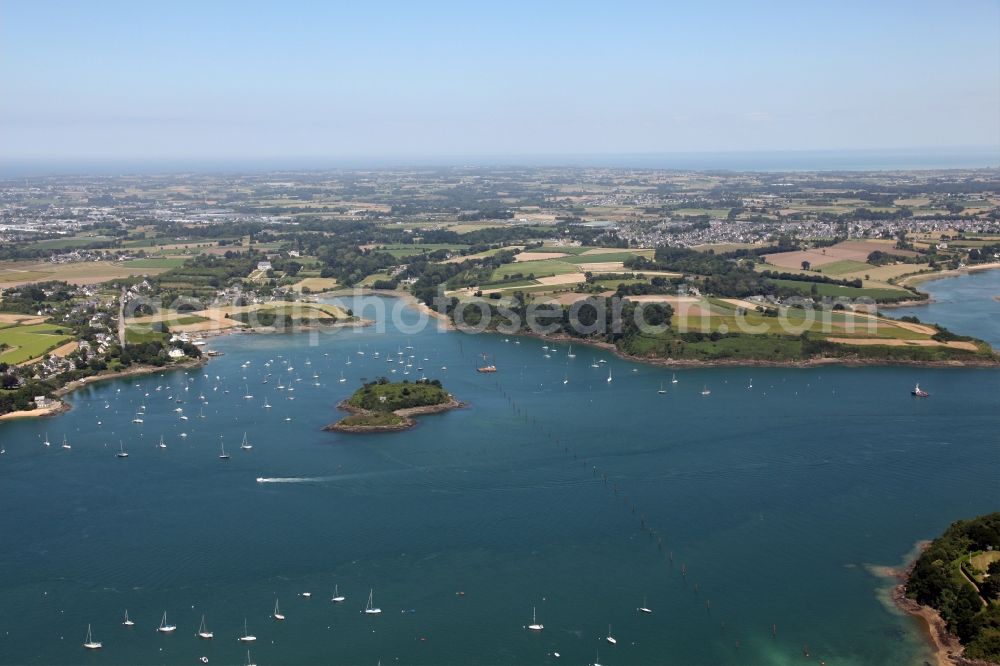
[564,250,652,264]
[766,278,910,302]
[814,260,873,275]
[376,244,469,258]
[490,259,579,282]
[0,323,74,364]
[522,245,591,255]
[123,257,188,269]
[27,235,115,250]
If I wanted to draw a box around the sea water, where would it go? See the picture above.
[0,291,997,665]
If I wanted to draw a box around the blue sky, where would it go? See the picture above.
[1,0,998,162]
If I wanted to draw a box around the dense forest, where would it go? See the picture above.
[907,513,1000,662]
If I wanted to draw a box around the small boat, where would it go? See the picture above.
[606,368,612,383]
[591,358,600,368]
[671,373,678,384]
[912,383,929,398]
[701,385,711,396]
[197,614,213,639]
[240,433,252,451]
[364,588,382,615]
[527,606,543,631]
[43,432,51,447]
[61,435,71,450]
[339,372,347,383]
[238,618,256,642]
[157,436,167,449]
[132,414,144,424]
[245,649,257,666]
[657,382,667,395]
[243,384,253,400]
[301,592,311,598]
[219,438,230,460]
[116,441,129,458]
[263,399,271,409]
[123,610,135,627]
[331,585,346,603]
[82,623,102,649]
[477,352,497,373]
[593,647,602,666]
[157,611,176,633]
[748,378,753,389]
[272,599,285,621]
[567,346,575,358]
[638,597,652,614]
[606,624,616,644]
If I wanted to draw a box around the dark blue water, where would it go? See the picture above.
[0,294,997,665]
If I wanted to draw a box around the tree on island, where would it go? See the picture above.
[801,260,811,271]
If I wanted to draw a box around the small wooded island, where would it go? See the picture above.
[324,377,462,433]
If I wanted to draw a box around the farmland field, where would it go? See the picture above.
[0,322,74,364]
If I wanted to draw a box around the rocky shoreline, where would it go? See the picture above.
[887,545,995,666]
[323,396,464,433]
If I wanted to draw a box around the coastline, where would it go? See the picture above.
[465,326,1000,369]
[901,262,1000,289]
[323,396,464,433]
[881,543,994,666]
[0,357,209,422]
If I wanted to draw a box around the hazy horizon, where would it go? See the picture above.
[2,1,999,166]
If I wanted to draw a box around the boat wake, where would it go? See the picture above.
[255,476,332,484]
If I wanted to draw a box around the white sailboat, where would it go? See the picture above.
[240,432,252,451]
[123,610,135,626]
[263,398,271,409]
[157,436,167,449]
[43,432,51,447]
[243,384,253,400]
[606,367,613,383]
[157,611,176,633]
[364,588,382,615]
[116,440,129,458]
[657,382,667,395]
[82,623,102,649]
[672,373,678,384]
[331,585,346,603]
[272,599,285,621]
[593,647,602,666]
[245,649,257,666]
[567,345,575,358]
[61,435,71,450]
[748,378,753,389]
[197,614,213,639]
[606,624,617,644]
[339,371,346,383]
[132,413,144,424]
[701,385,711,396]
[219,437,230,460]
[527,606,543,631]
[239,618,256,642]
[638,597,652,614]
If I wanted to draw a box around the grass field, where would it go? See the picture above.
[0,260,176,288]
[814,259,872,275]
[0,322,74,364]
[375,244,469,258]
[26,235,115,250]
[292,277,340,292]
[489,258,580,282]
[122,257,188,269]
[766,278,910,301]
